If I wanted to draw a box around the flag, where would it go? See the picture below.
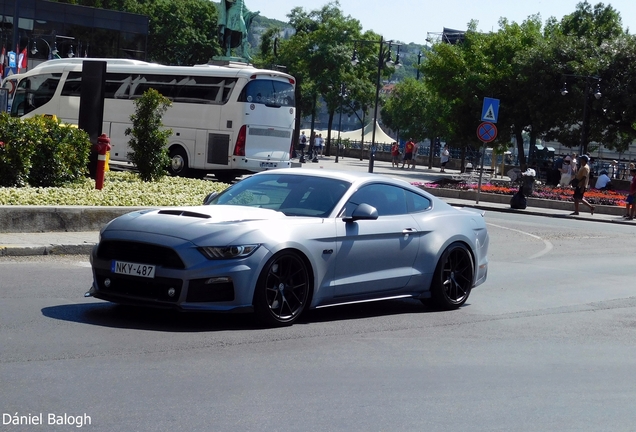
[17,47,27,72]
[0,47,5,78]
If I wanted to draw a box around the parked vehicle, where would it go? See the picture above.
[4,58,296,182]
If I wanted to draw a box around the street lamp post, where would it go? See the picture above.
[335,83,346,164]
[31,38,58,60]
[416,51,422,80]
[561,74,601,156]
[351,36,401,173]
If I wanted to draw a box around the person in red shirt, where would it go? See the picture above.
[390,142,400,168]
[401,139,416,169]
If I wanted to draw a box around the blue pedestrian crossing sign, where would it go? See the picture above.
[481,97,500,123]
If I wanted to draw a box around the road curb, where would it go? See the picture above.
[0,243,96,257]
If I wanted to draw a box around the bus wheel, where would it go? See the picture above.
[215,173,237,184]
[168,147,191,177]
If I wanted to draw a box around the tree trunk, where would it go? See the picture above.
[514,127,525,169]
[325,110,334,157]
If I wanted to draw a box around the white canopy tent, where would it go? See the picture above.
[300,121,395,145]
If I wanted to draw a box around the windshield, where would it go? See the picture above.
[238,79,295,107]
[208,173,350,217]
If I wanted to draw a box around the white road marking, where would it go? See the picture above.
[487,222,554,260]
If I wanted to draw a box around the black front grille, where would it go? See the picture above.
[97,240,185,269]
[95,270,183,303]
[186,278,235,302]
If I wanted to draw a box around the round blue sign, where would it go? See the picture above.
[477,122,497,143]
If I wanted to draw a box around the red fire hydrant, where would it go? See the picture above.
[94,133,111,190]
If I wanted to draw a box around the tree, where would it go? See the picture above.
[125,89,172,182]
[545,2,628,155]
[129,0,219,65]
[257,2,369,156]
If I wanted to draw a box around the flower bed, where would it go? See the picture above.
[419,181,627,207]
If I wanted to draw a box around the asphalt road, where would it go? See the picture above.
[1,212,635,431]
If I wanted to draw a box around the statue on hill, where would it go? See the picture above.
[218,0,259,62]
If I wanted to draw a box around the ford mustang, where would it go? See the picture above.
[86,169,489,326]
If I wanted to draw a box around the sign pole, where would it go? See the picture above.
[476,97,500,204]
[476,141,486,204]
[475,121,498,205]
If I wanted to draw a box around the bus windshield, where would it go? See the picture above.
[10,73,62,117]
[238,79,295,107]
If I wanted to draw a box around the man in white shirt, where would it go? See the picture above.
[595,170,612,190]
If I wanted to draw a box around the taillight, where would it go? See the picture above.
[233,125,246,156]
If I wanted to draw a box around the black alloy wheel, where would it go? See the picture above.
[254,251,310,326]
[430,242,474,310]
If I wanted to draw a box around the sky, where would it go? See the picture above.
[246,0,636,44]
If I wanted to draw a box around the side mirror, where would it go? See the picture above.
[203,191,218,205]
[342,203,378,222]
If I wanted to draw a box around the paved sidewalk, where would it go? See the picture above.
[0,155,631,257]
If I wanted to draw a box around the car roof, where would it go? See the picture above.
[252,168,414,188]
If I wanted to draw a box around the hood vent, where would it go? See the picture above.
[158,209,212,219]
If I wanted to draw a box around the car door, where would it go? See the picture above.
[333,183,421,298]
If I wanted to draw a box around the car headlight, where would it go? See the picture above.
[198,244,260,259]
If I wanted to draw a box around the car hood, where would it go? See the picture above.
[104,205,288,243]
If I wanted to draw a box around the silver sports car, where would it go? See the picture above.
[87,169,489,326]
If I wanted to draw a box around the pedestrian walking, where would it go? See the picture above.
[440,144,450,172]
[298,131,308,162]
[557,155,573,187]
[570,154,595,216]
[313,134,323,161]
[401,138,416,169]
[623,167,636,220]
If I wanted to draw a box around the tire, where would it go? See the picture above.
[253,251,310,327]
[168,147,191,177]
[430,242,474,310]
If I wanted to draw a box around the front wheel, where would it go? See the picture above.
[430,242,474,310]
[253,251,310,327]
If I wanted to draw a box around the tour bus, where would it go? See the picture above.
[3,58,296,182]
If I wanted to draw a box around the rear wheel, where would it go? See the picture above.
[253,251,310,327]
[430,242,474,310]
[168,147,191,177]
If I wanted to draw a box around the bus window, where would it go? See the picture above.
[61,72,82,97]
[62,72,134,99]
[10,73,62,116]
[173,76,237,104]
[238,79,295,107]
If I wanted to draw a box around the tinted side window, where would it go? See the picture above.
[61,72,82,97]
[62,72,132,99]
[62,72,237,104]
[408,191,432,213]
[344,184,408,217]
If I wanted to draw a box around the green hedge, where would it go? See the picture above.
[0,114,92,187]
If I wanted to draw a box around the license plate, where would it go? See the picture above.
[260,162,276,168]
[111,260,156,278]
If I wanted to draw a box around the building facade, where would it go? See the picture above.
[1,0,148,72]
